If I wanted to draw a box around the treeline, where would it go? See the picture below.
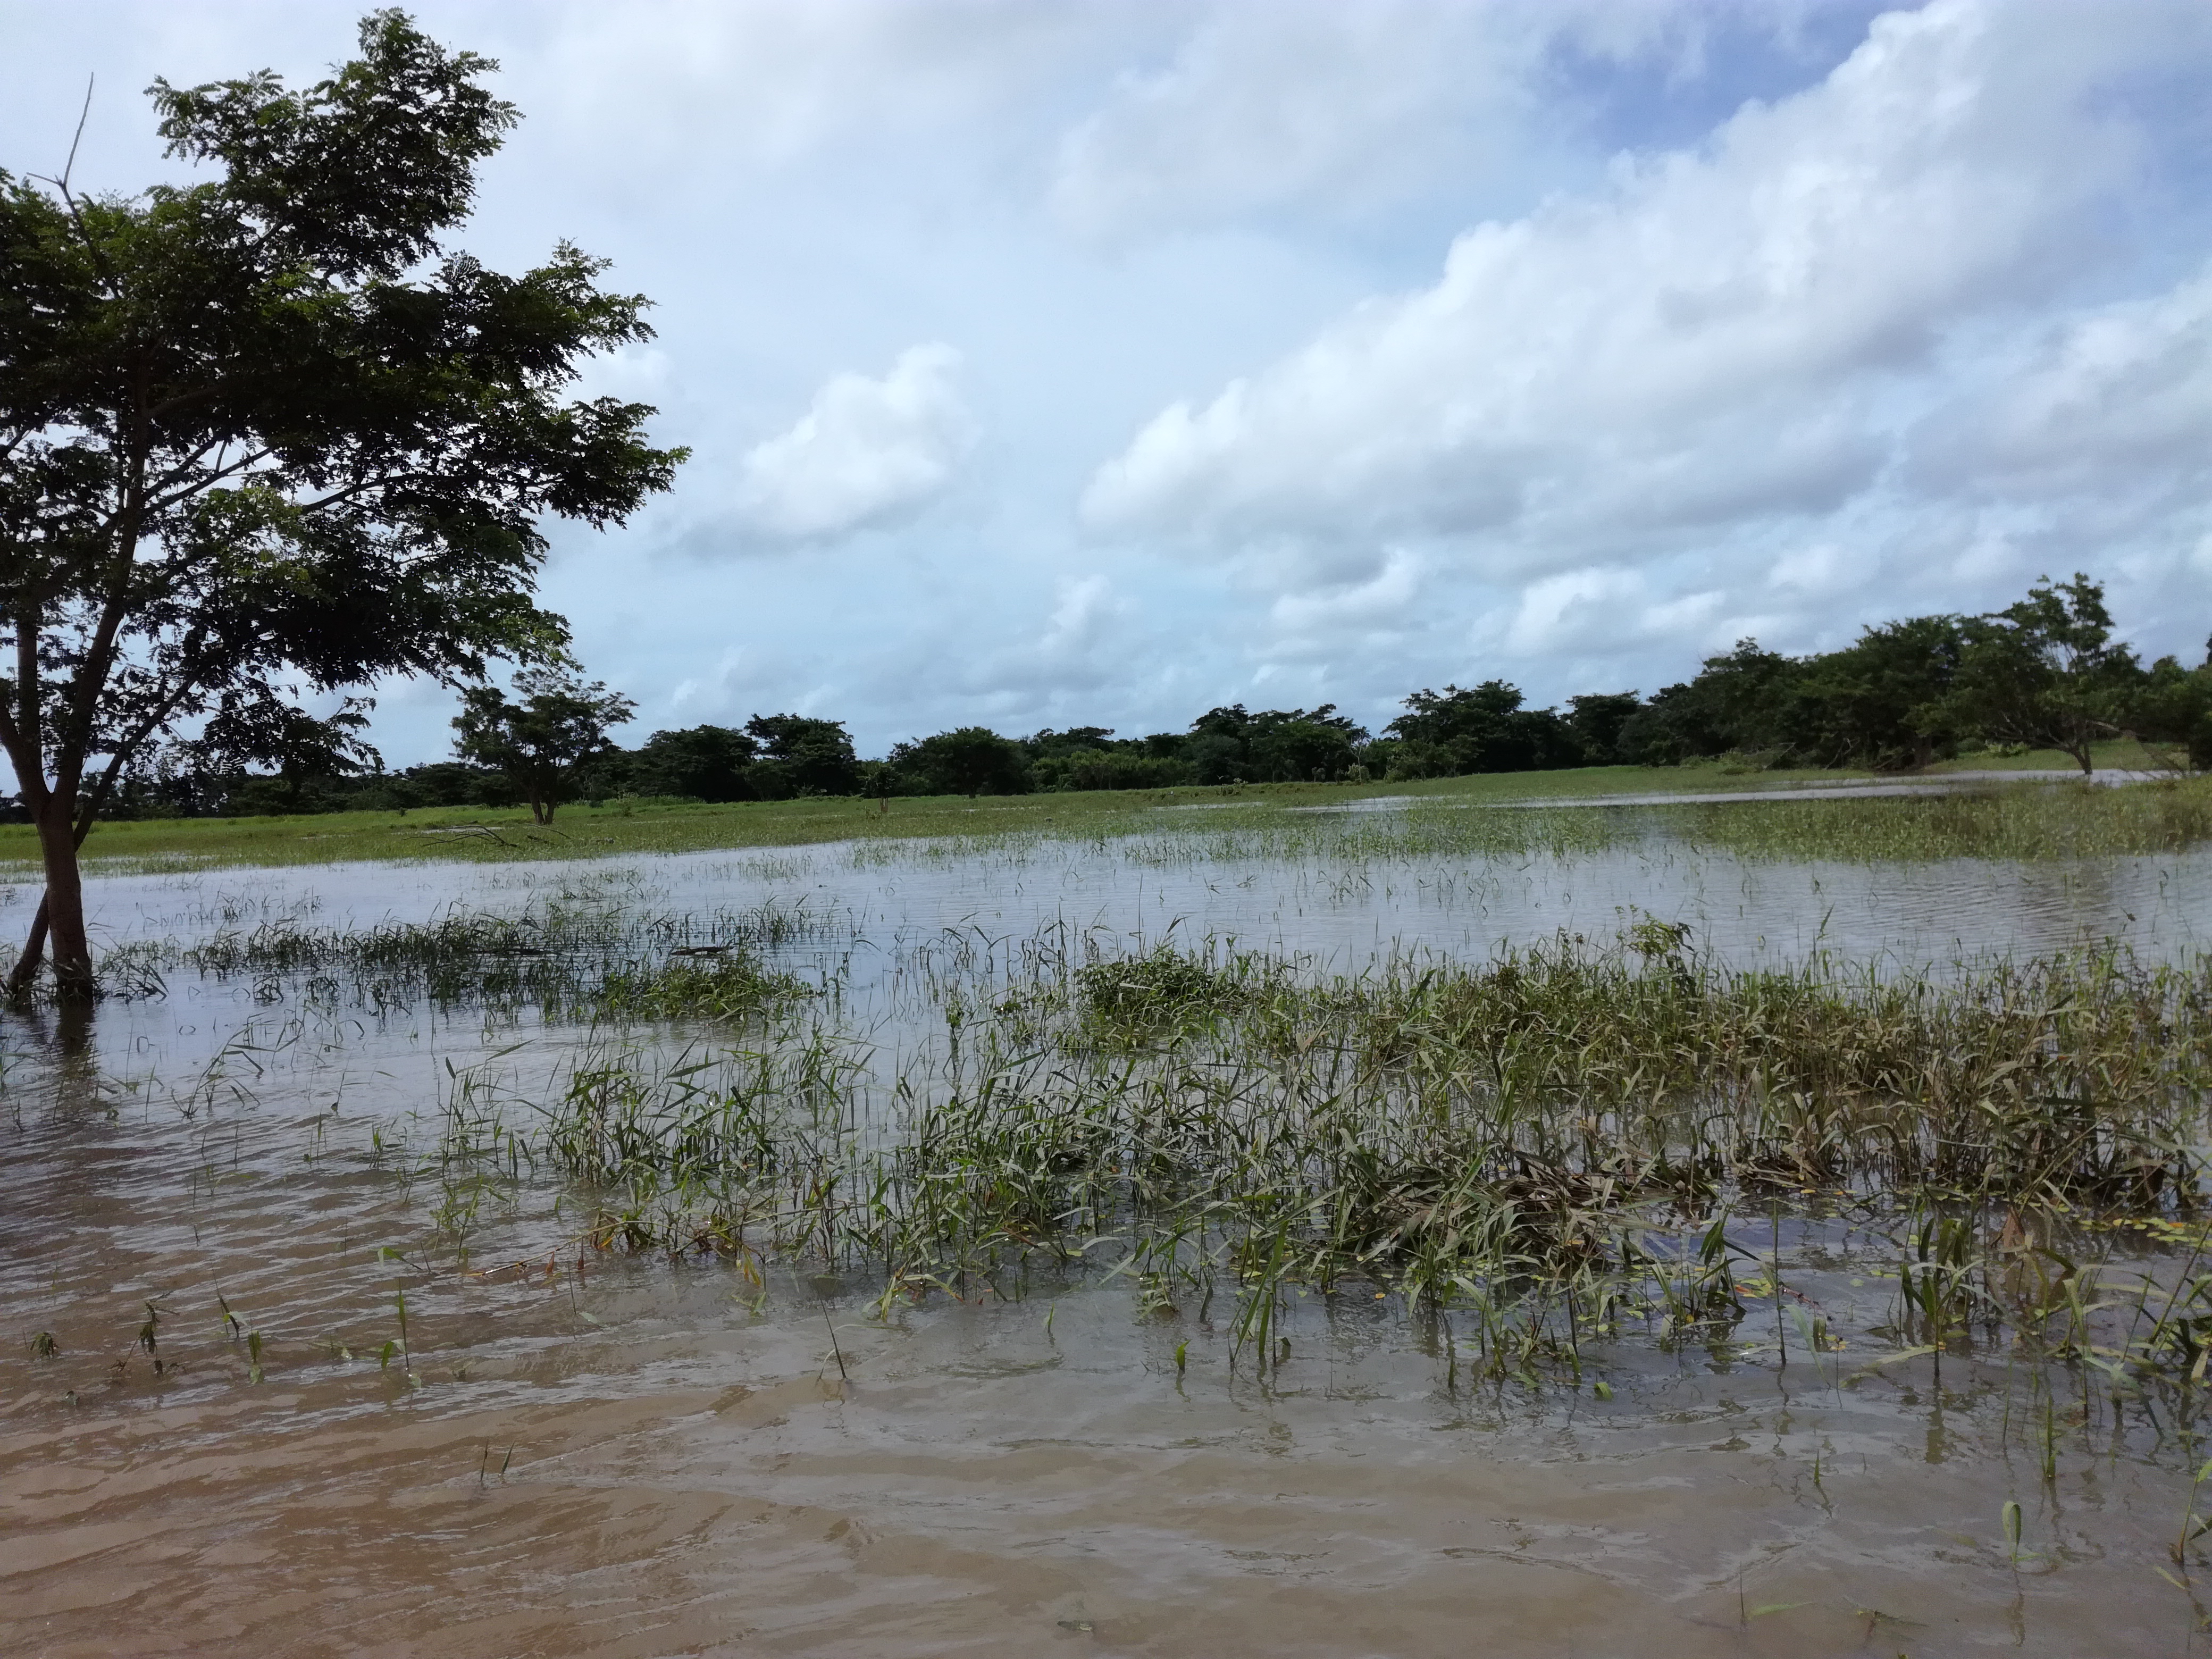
[37,574,2212,821]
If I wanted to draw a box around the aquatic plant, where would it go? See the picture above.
[401,919,2212,1393]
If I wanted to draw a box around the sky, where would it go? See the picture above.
[6,0,2212,766]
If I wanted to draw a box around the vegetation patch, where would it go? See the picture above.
[388,920,2212,1393]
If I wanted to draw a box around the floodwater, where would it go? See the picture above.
[5,820,2212,1656]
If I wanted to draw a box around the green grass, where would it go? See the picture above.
[0,740,2192,879]
[407,918,2212,1390]
[91,894,833,1013]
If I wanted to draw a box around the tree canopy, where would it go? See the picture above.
[453,667,634,824]
[889,726,1032,798]
[1936,575,2142,775]
[1,10,685,994]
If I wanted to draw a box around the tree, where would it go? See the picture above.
[1,11,684,996]
[1387,682,1577,775]
[630,724,756,801]
[186,689,381,812]
[1938,574,2142,775]
[1789,615,1965,770]
[1564,692,1641,766]
[890,726,1032,797]
[2136,639,2212,772]
[1616,642,1801,765]
[1058,750,1192,791]
[1186,703,1366,783]
[452,667,633,823]
[745,714,860,798]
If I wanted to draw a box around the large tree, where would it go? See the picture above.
[1783,614,1965,770]
[1,11,684,996]
[1938,575,2142,775]
[890,726,1032,798]
[745,714,860,798]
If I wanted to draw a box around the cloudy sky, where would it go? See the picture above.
[6,0,2212,763]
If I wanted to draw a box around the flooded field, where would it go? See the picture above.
[7,799,2212,1656]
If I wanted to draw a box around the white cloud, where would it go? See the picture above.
[731,345,974,540]
[1267,550,1424,641]
[1767,543,1856,596]
[1043,0,1841,242]
[1083,0,2210,591]
[1910,262,2212,498]
[525,0,1149,172]
[1049,2,1551,240]
[10,0,2211,768]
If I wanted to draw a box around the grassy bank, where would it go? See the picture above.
[0,740,2193,879]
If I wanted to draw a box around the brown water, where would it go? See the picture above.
[6,830,2212,1656]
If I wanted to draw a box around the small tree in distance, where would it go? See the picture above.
[188,691,382,812]
[453,668,634,823]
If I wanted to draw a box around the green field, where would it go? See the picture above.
[0,738,2185,879]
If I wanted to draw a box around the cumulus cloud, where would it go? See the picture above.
[1082,0,2212,631]
[1049,2,1549,239]
[1909,263,2212,499]
[956,574,1133,701]
[731,345,974,541]
[527,0,1147,173]
[1265,550,1426,655]
[1044,0,1845,242]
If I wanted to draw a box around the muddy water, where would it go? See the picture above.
[5,828,2212,1656]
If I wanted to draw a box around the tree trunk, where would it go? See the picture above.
[5,892,51,998]
[9,770,125,998]
[35,800,96,1001]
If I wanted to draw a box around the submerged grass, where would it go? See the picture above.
[383,916,2212,1392]
[1170,775,2212,868]
[105,897,834,1019]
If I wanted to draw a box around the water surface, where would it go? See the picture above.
[5,823,2210,1656]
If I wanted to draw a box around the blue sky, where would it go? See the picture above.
[6,0,2212,765]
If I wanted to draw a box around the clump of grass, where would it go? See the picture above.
[1150,775,2212,873]
[482,921,2212,1392]
[1074,946,1255,1040]
[588,953,815,1023]
[132,898,837,1017]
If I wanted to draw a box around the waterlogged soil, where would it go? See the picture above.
[6,826,2212,1656]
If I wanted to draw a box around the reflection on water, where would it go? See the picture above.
[4,826,2211,1656]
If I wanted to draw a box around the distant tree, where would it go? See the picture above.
[1937,575,2143,775]
[186,691,382,812]
[1060,751,1193,791]
[891,726,1033,797]
[1387,682,1577,774]
[373,759,515,809]
[1025,726,1121,760]
[1785,615,1965,769]
[453,667,634,822]
[2137,638,2212,772]
[745,714,860,798]
[1184,729,1247,785]
[0,12,684,998]
[1616,642,1801,765]
[1188,704,1365,783]
[1564,692,1641,766]
[631,724,756,801]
